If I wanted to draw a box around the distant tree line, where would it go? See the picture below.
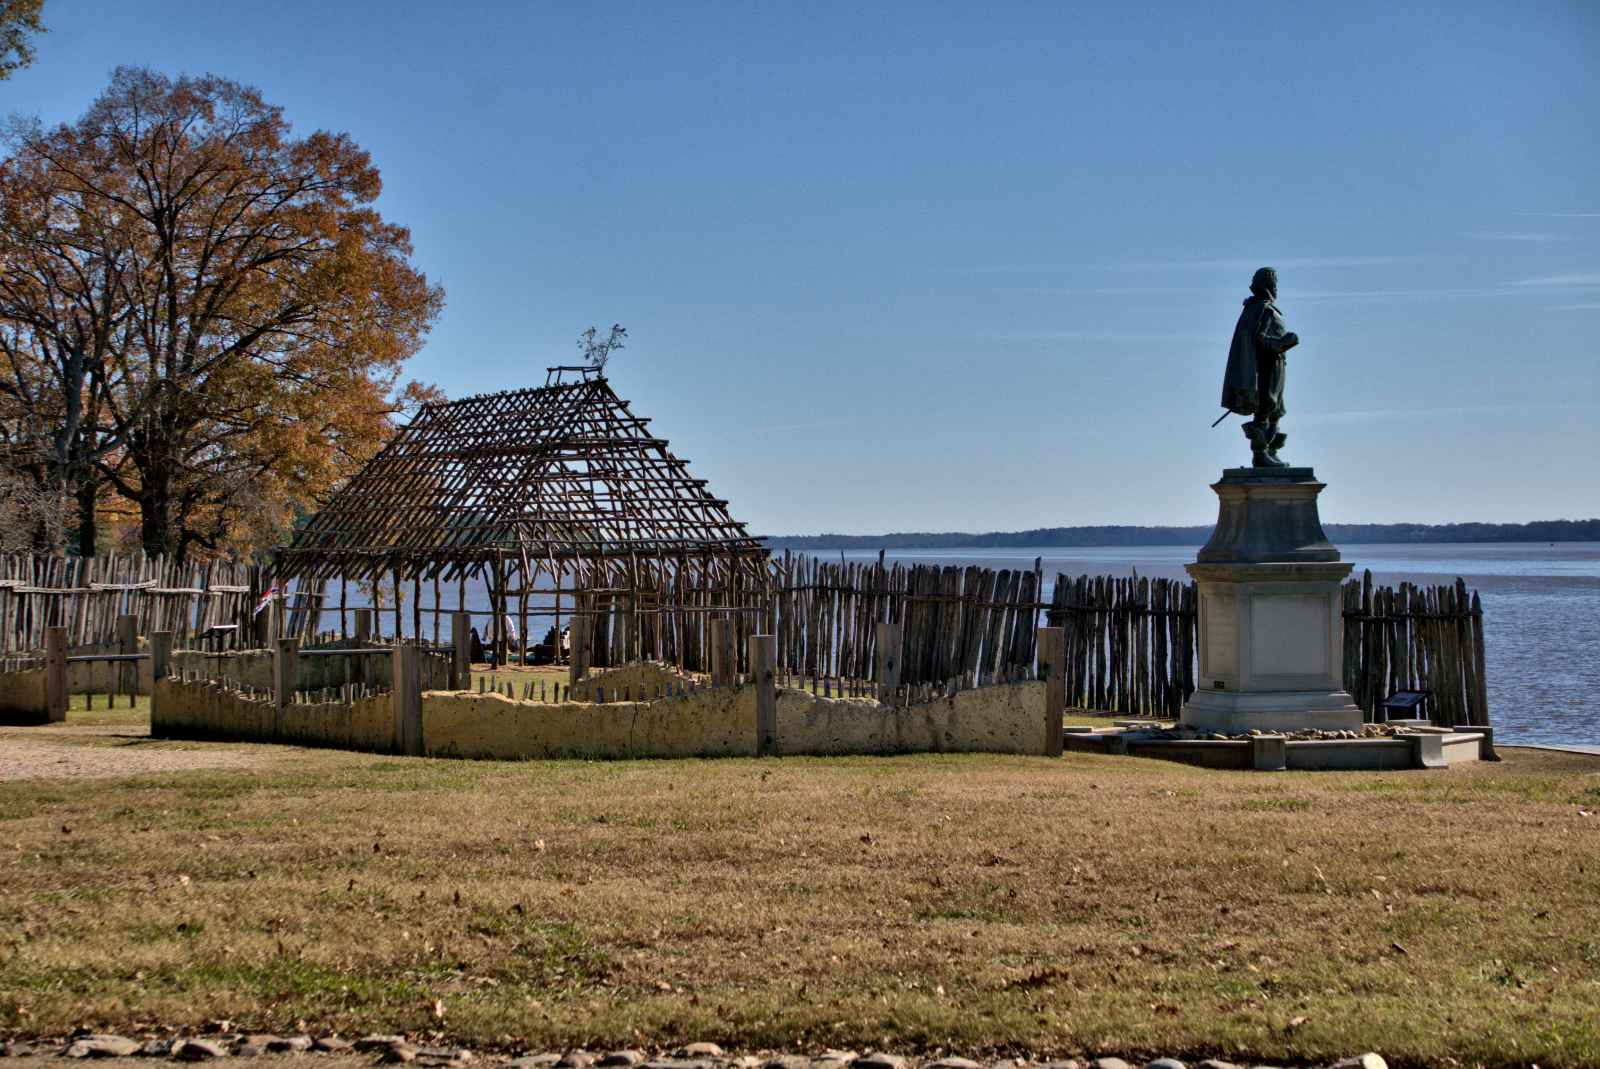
[763,518,1600,551]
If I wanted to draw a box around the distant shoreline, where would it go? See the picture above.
[761,519,1600,551]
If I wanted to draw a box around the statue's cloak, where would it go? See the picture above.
[1221,294,1294,417]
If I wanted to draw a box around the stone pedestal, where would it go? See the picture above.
[1180,468,1362,734]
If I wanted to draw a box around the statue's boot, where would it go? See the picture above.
[1245,422,1288,468]
[1264,432,1289,467]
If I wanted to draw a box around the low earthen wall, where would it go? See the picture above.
[151,671,1053,761]
[152,676,397,751]
[0,668,50,724]
[423,687,753,760]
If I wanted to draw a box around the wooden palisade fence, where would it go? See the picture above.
[1046,574,1196,719]
[1342,571,1489,728]
[0,553,263,654]
[0,552,1490,727]
[766,553,1044,689]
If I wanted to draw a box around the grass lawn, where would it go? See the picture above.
[1,711,1597,1068]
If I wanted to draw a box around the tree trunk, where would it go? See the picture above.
[74,477,97,558]
[137,467,178,560]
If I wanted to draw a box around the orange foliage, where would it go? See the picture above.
[0,67,444,561]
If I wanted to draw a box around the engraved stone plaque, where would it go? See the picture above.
[1249,593,1329,677]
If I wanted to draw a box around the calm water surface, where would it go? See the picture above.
[832,542,1600,748]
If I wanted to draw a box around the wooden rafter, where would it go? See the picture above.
[277,369,768,583]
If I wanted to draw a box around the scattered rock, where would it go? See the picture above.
[3,1041,37,1058]
[1145,1060,1186,1069]
[763,1057,810,1069]
[380,1045,419,1065]
[237,1036,280,1058]
[726,1058,763,1069]
[1038,1061,1087,1069]
[65,1036,143,1059]
[1196,1062,1242,1069]
[173,1039,231,1061]
[813,1053,857,1067]
[314,1038,354,1054]
[267,1036,315,1054]
[596,1054,646,1068]
[1092,1060,1134,1069]
[928,1060,984,1069]
[854,1055,906,1069]
[511,1057,563,1069]
[674,1046,723,1060]
[558,1053,594,1069]
[355,1037,409,1053]
[414,1047,473,1066]
[640,1061,712,1069]
[1330,1057,1386,1069]
[139,1040,176,1058]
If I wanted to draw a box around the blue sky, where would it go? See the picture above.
[7,2,1597,534]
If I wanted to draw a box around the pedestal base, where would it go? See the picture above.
[1179,687,1363,734]
[1181,466,1362,735]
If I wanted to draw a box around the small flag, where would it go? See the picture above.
[253,585,279,617]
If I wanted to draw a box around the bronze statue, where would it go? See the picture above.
[1218,266,1299,467]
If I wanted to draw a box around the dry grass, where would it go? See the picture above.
[1,711,1597,1068]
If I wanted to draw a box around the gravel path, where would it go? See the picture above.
[0,722,274,782]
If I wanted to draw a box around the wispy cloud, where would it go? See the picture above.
[1554,303,1600,311]
[1508,273,1600,287]
[1466,231,1575,242]
[1299,402,1598,427]
[1017,286,1212,297]
[1113,255,1422,272]
[972,255,1422,275]
[1292,287,1514,304]
[1515,211,1600,219]
[978,329,1212,343]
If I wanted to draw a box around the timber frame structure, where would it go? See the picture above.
[274,367,770,667]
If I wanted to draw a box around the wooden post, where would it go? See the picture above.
[392,641,422,756]
[273,636,299,736]
[151,631,173,682]
[1038,625,1065,757]
[353,607,372,645]
[451,611,471,690]
[621,592,636,665]
[569,595,592,686]
[751,633,777,756]
[875,621,901,704]
[392,567,403,645]
[710,616,735,687]
[44,625,67,722]
[115,613,138,697]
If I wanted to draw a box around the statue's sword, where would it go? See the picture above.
[1210,410,1231,428]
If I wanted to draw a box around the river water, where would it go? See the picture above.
[829,542,1600,748]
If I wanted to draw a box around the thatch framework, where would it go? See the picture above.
[274,368,770,665]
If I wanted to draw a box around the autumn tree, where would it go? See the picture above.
[0,94,125,553]
[0,67,443,560]
[0,0,45,80]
